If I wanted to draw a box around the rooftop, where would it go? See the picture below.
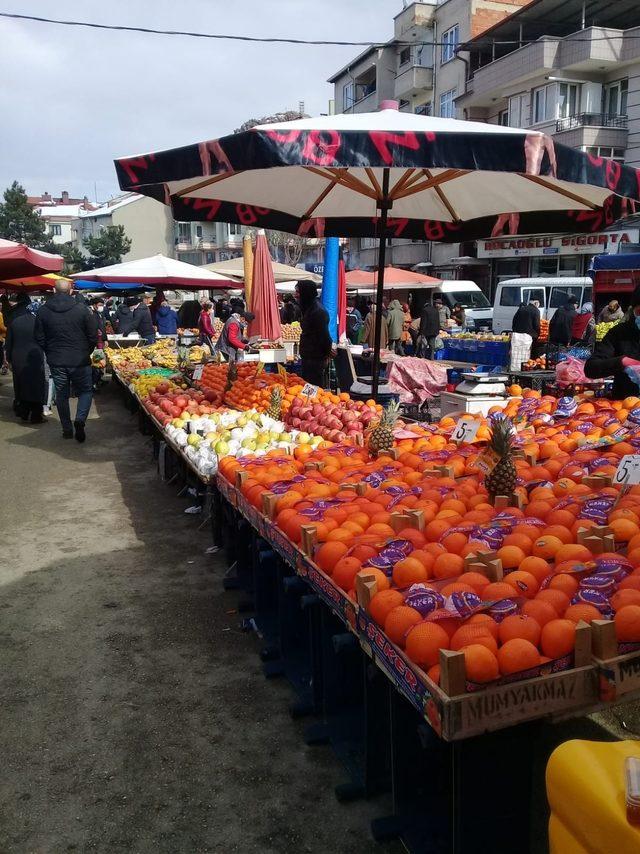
[77,193,142,219]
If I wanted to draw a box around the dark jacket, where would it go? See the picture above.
[113,304,134,335]
[178,300,201,329]
[93,309,107,348]
[156,304,178,335]
[419,303,440,338]
[6,307,46,403]
[34,293,98,368]
[512,303,540,338]
[585,318,640,399]
[549,305,577,345]
[280,300,300,324]
[131,304,155,342]
[298,282,332,361]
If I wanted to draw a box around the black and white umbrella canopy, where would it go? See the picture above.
[115,106,639,242]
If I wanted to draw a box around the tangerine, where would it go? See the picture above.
[369,589,404,626]
[384,606,422,647]
[554,544,592,564]
[483,582,517,601]
[519,555,553,584]
[405,621,449,667]
[450,624,498,654]
[610,518,640,543]
[457,571,491,593]
[497,638,541,676]
[427,664,440,685]
[498,614,541,647]
[611,589,640,611]
[564,603,603,624]
[522,599,558,628]
[332,557,363,591]
[532,535,563,560]
[540,619,576,659]
[393,557,430,587]
[462,645,500,683]
[504,570,539,599]
[614,605,640,642]
[467,613,499,640]
[548,573,580,598]
[535,589,571,615]
[497,545,527,570]
[433,552,465,580]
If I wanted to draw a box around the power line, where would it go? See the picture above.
[2,10,640,48]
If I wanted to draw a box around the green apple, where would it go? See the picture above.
[187,434,201,447]
[214,440,229,455]
[297,432,311,444]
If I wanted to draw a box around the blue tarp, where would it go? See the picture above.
[589,254,640,276]
[73,280,155,292]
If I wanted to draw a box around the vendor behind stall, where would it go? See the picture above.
[214,308,255,362]
[296,279,332,387]
[585,286,640,397]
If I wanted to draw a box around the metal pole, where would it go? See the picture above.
[371,168,391,399]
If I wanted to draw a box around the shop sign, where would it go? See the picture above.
[477,230,639,258]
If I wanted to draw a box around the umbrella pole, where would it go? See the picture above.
[371,168,390,400]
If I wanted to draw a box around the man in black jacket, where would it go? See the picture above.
[549,297,578,346]
[128,296,156,344]
[418,301,440,358]
[295,280,332,387]
[585,285,640,399]
[34,280,98,441]
[512,302,540,338]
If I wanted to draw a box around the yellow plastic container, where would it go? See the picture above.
[547,740,640,854]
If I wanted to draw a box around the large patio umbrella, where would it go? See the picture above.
[345,266,441,290]
[202,254,322,284]
[115,104,640,394]
[70,254,236,290]
[0,272,71,292]
[249,231,281,341]
[0,239,63,280]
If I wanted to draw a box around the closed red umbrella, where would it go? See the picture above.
[249,231,282,341]
[0,239,63,279]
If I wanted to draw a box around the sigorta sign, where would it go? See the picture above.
[478,230,640,258]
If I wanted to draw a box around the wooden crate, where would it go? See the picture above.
[592,619,640,702]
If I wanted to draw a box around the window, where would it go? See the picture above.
[498,109,509,126]
[399,46,411,66]
[499,287,521,307]
[549,286,583,308]
[558,83,579,119]
[532,85,554,123]
[523,288,546,307]
[585,146,626,163]
[228,223,242,236]
[496,259,522,282]
[439,88,456,119]
[508,94,526,128]
[604,79,628,117]
[441,25,459,64]
[398,99,410,111]
[49,224,62,236]
[177,222,191,242]
[531,257,560,277]
[415,101,432,116]
[195,225,203,239]
[559,256,580,276]
[343,82,355,109]
[441,291,490,309]
[205,252,215,264]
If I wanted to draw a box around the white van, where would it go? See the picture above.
[492,277,593,333]
[432,281,493,330]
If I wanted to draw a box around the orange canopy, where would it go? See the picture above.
[344,266,441,288]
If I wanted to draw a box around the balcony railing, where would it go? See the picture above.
[556,113,628,132]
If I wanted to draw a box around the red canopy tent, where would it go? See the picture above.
[0,239,63,280]
[249,232,282,341]
[345,266,441,289]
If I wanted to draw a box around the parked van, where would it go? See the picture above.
[434,281,493,330]
[492,277,593,333]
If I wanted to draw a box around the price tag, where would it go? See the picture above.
[192,364,203,381]
[475,448,500,475]
[302,383,319,398]
[614,455,640,486]
[452,417,480,445]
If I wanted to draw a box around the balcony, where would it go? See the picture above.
[394,64,433,100]
[556,113,628,133]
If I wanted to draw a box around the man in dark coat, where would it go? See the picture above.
[128,296,156,344]
[113,300,134,335]
[178,299,201,329]
[6,297,46,423]
[549,297,578,346]
[296,280,332,387]
[418,301,440,358]
[512,302,540,338]
[586,285,640,399]
[34,280,98,441]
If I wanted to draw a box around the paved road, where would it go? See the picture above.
[0,377,392,853]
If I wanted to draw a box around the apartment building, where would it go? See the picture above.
[456,0,640,291]
[328,0,531,276]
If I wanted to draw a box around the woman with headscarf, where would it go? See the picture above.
[5,295,46,423]
[295,280,332,387]
[571,301,595,345]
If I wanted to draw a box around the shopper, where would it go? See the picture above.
[215,297,230,321]
[214,308,255,362]
[586,286,640,398]
[386,299,405,355]
[362,303,389,350]
[418,301,440,358]
[549,296,578,346]
[451,303,466,327]
[113,298,135,335]
[177,298,201,329]
[198,301,216,346]
[34,280,97,442]
[571,302,595,345]
[512,301,541,339]
[130,296,156,344]
[346,299,363,344]
[434,297,451,329]
[149,289,165,324]
[6,295,46,423]
[296,280,332,387]
[155,300,178,335]
[280,294,300,324]
[598,300,624,324]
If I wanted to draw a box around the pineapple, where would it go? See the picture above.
[368,400,400,457]
[267,385,284,420]
[485,415,517,501]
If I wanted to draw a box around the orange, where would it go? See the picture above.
[462,645,499,684]
[441,582,476,597]
[384,606,423,647]
[360,567,390,593]
[332,557,363,591]
[519,555,552,585]
[342,521,365,536]
[433,552,464,580]
[497,638,541,676]
[393,557,430,588]
[548,573,579,598]
[425,519,452,542]
[440,532,469,555]
[536,589,571,615]
[525,501,552,520]
[350,544,378,564]
[542,524,573,544]
[427,664,440,685]
[502,533,533,555]
[483,582,517,602]
[369,589,404,626]
[545,511,577,531]
[522,599,558,628]
[554,543,592,564]
[532,535,563,560]
[395,528,427,549]
[504,570,539,599]
[540,619,576,659]
[564,603,602,624]
[405,621,449,667]
[498,614,541,647]
[609,518,640,543]
[326,527,355,545]
[619,575,640,592]
[514,523,545,542]
[457,571,491,593]
[614,605,640,642]
[367,523,395,539]
[611,589,640,611]
[467,613,499,640]
[496,545,527,571]
[450,624,498,654]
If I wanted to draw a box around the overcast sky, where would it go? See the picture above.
[0,0,398,202]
